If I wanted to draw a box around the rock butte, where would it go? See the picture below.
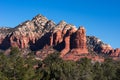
[0,14,120,62]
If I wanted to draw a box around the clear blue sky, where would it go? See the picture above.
[0,0,120,48]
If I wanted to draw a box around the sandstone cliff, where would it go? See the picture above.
[0,14,119,61]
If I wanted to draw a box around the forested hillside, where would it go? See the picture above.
[0,47,120,80]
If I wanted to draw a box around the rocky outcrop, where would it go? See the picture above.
[74,27,86,48]
[71,27,88,54]
[0,14,120,61]
[87,36,120,58]
[60,35,70,57]
[110,48,120,57]
[100,44,112,54]
[53,30,63,45]
[49,33,53,46]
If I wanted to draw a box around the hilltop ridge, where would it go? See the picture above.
[0,14,120,61]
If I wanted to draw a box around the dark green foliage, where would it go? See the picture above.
[10,47,20,56]
[43,52,62,65]
[77,58,93,80]
[93,62,105,80]
[101,58,116,80]
[0,50,120,80]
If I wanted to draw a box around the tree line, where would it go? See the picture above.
[0,47,120,80]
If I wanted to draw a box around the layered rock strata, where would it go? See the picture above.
[0,14,120,61]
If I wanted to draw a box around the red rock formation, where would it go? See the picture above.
[1,14,120,62]
[75,27,87,48]
[60,36,70,57]
[49,33,53,46]
[60,28,77,57]
[60,26,88,58]
[71,27,88,54]
[54,30,63,45]
[62,29,67,36]
[110,48,120,57]
[101,44,112,54]
[10,35,29,49]
[99,44,120,57]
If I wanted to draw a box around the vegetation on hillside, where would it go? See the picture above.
[0,47,120,80]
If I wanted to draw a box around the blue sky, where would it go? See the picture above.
[0,0,120,48]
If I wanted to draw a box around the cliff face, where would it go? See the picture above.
[87,36,120,58]
[0,14,120,61]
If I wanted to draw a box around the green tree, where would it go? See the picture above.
[10,47,20,57]
[43,52,62,65]
[93,62,105,80]
[0,52,9,80]
[77,57,93,80]
[101,58,116,80]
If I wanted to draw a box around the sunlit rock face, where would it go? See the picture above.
[0,14,120,61]
[71,27,88,54]
[110,48,120,57]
